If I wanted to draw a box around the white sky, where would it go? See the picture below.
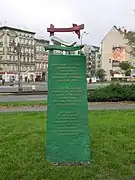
[0,0,135,46]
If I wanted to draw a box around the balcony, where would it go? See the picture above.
[20,61,35,65]
[35,67,47,72]
[112,60,120,67]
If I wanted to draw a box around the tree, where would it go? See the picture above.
[96,69,106,81]
[119,62,132,71]
[119,62,134,76]
[125,31,135,57]
[125,69,131,76]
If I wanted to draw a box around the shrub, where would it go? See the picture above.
[87,83,135,102]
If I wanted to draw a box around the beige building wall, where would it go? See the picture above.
[101,26,129,80]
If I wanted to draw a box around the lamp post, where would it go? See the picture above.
[13,42,22,93]
[80,31,89,45]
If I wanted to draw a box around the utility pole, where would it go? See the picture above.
[80,31,89,45]
[13,42,22,93]
[17,43,22,92]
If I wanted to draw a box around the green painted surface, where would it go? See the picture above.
[46,54,90,163]
[44,45,84,51]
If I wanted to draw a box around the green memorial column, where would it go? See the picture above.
[45,45,90,164]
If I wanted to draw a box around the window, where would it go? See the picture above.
[12,66,15,71]
[14,66,17,71]
[21,56,23,61]
[31,49,34,54]
[10,65,13,71]
[40,63,42,68]
[15,55,17,61]
[29,48,31,53]
[20,38,22,44]
[109,59,111,63]
[13,55,15,61]
[37,63,39,69]
[10,55,12,61]
[29,57,31,62]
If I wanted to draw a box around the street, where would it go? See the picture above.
[0,94,47,102]
[0,82,47,93]
[0,82,105,93]
[0,82,134,93]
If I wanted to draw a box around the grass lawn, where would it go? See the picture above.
[0,110,135,180]
[0,100,47,107]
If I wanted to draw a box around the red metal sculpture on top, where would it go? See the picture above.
[47,24,84,39]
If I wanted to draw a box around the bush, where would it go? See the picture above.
[111,78,127,82]
[88,83,135,102]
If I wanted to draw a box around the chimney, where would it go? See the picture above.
[124,29,127,35]
[119,27,121,32]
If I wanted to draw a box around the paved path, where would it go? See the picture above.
[0,103,135,112]
[0,95,47,102]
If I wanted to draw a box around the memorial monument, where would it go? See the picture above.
[45,24,90,165]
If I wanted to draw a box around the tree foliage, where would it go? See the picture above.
[119,62,134,76]
[125,69,131,76]
[96,69,106,80]
[125,31,135,57]
[119,62,132,71]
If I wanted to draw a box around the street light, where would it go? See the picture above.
[13,41,22,93]
[80,31,89,45]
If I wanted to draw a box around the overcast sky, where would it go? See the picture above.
[0,0,135,46]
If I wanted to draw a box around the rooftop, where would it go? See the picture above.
[0,26,36,34]
[35,38,49,44]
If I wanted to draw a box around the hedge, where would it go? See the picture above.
[87,83,135,102]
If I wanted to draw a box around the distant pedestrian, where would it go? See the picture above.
[32,85,35,91]
[2,79,5,85]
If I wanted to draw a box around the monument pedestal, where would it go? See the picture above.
[46,54,90,164]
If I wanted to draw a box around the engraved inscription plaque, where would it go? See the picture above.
[46,54,90,163]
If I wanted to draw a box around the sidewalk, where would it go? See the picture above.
[0,102,135,112]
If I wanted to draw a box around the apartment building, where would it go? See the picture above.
[0,26,36,82]
[101,25,135,81]
[83,44,101,77]
[35,38,49,81]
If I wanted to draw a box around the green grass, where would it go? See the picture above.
[0,100,47,107]
[0,110,135,180]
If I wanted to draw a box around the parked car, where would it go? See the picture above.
[0,79,2,85]
[10,80,15,86]
[0,79,5,85]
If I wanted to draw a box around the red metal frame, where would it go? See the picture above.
[47,24,84,39]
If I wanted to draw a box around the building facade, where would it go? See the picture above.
[0,26,36,82]
[101,26,135,81]
[35,38,49,81]
[83,44,101,77]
